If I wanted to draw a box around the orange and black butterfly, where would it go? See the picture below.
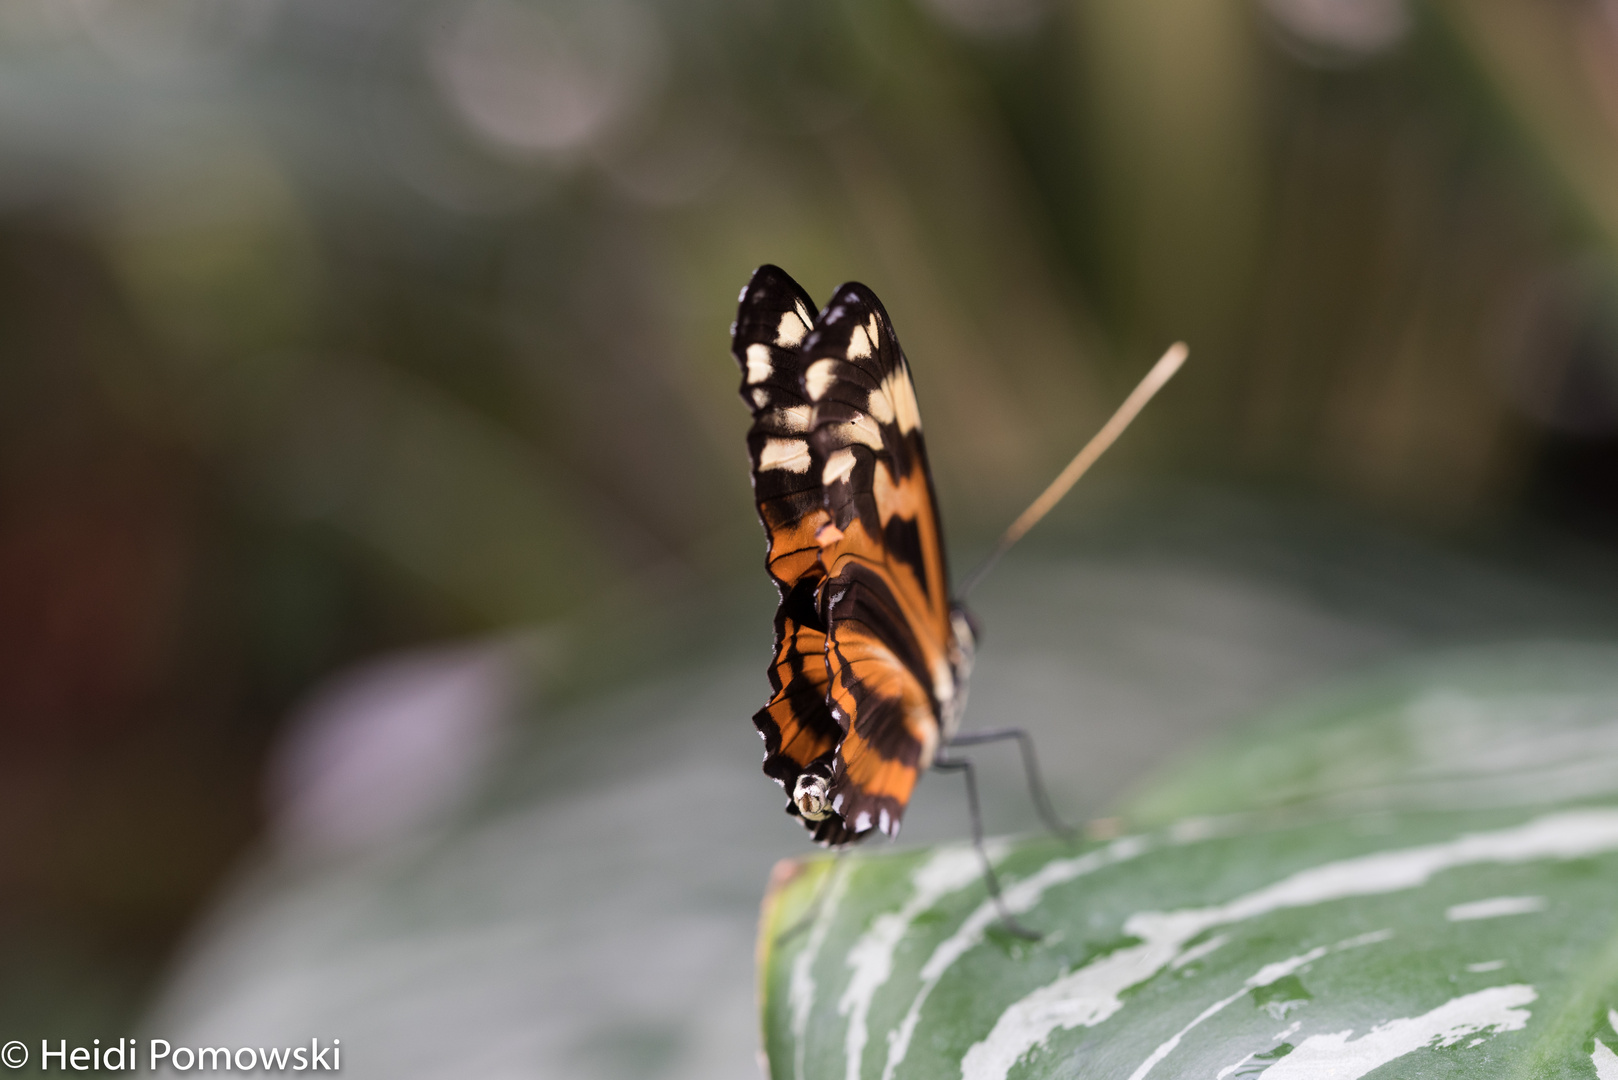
[732,265,976,846]
[734,264,1186,856]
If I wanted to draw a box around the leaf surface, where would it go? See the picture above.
[758,645,1618,1079]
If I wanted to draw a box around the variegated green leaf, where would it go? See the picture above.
[758,645,1618,1079]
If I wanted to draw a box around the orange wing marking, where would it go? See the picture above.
[839,729,921,804]
[871,459,949,627]
[762,623,836,768]
[764,699,838,767]
[822,519,947,689]
[828,625,942,769]
[762,504,830,585]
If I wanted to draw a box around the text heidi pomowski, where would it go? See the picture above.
[29,1039,340,1071]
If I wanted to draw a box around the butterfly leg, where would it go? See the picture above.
[932,750,1041,941]
[947,727,1076,841]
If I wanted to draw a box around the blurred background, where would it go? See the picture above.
[7,0,1618,1075]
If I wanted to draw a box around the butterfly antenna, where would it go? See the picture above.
[956,342,1188,599]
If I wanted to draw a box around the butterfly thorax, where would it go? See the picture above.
[941,605,976,744]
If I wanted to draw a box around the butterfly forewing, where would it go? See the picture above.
[800,285,963,840]
[734,266,823,587]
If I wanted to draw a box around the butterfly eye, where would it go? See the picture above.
[792,773,832,821]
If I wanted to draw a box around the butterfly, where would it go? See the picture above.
[732,265,976,846]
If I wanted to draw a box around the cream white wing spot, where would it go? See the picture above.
[805,358,838,401]
[846,323,873,360]
[745,343,773,385]
[828,411,884,451]
[883,368,922,433]
[795,301,814,327]
[776,311,808,348]
[822,447,857,485]
[866,385,895,425]
[773,404,811,433]
[751,388,770,410]
[759,438,812,473]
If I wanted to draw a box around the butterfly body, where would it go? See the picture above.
[733,264,974,847]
